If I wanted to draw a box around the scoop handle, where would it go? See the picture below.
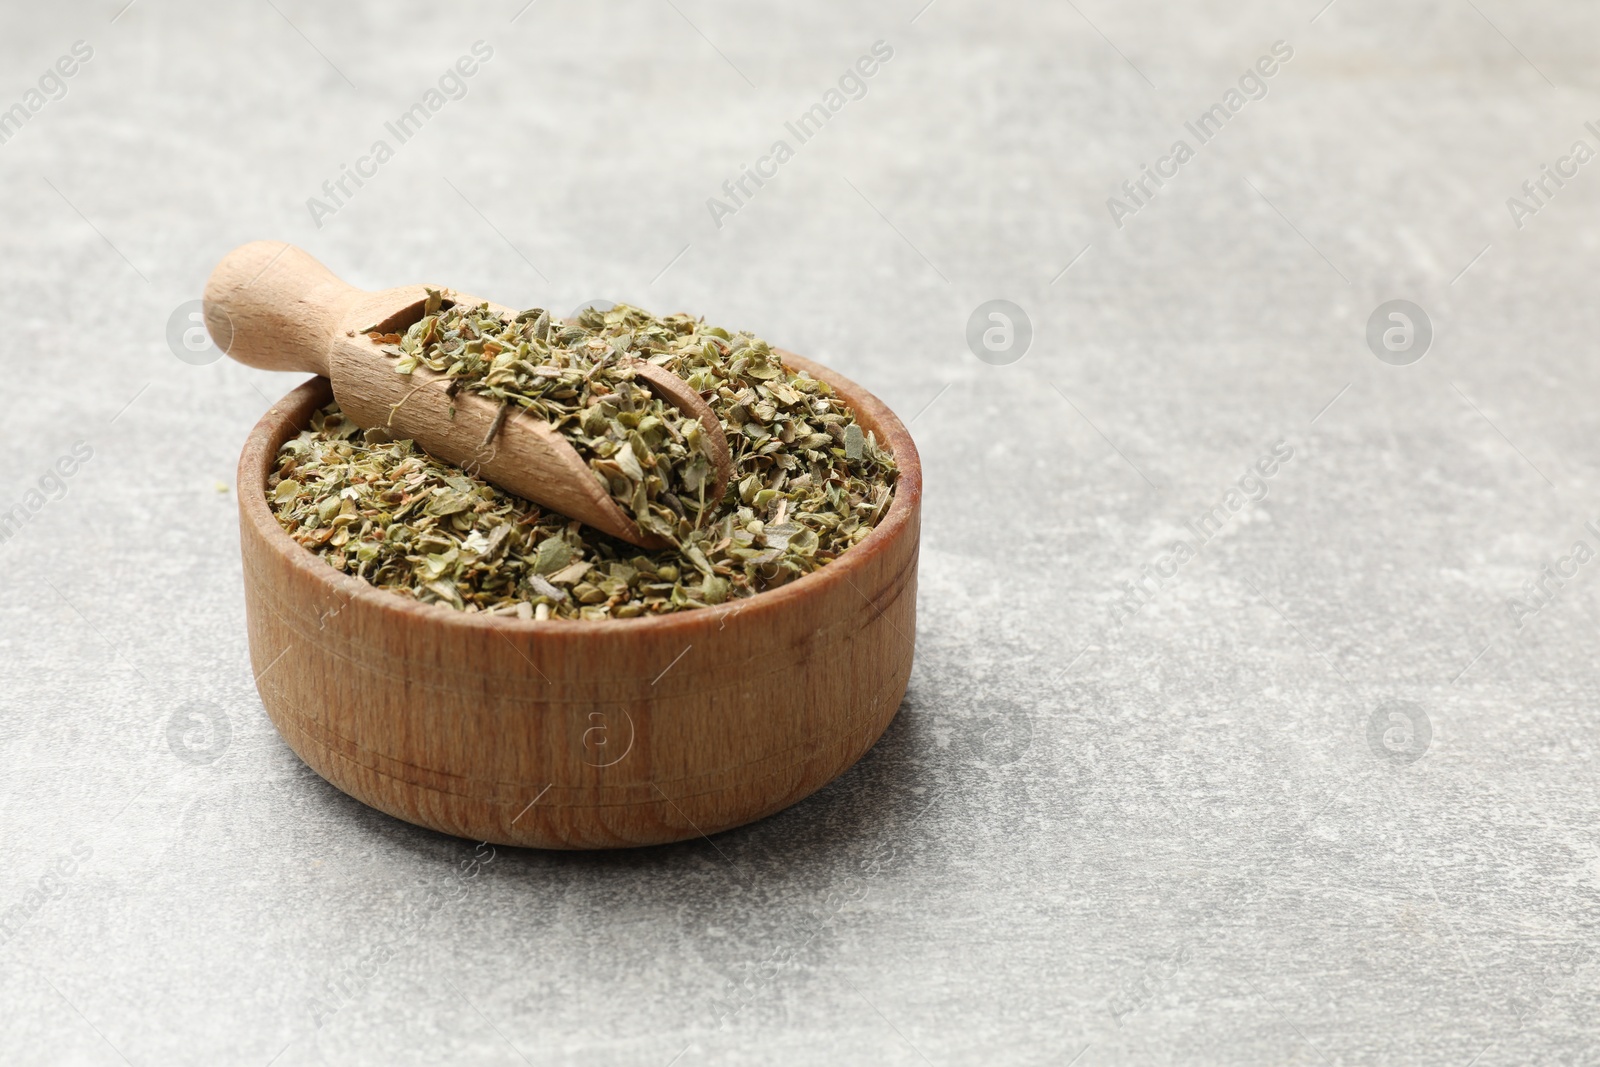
[204,242,359,377]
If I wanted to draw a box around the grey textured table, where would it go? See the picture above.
[4,1,1599,1064]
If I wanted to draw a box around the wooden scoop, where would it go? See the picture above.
[203,242,732,548]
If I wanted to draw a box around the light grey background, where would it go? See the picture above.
[3,1,1599,1064]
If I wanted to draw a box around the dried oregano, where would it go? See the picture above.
[371,292,717,543]
[267,303,897,620]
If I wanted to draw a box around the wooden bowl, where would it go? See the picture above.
[237,353,921,849]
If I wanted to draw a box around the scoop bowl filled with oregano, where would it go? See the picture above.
[214,242,921,849]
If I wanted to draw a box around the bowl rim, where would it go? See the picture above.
[238,350,923,638]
